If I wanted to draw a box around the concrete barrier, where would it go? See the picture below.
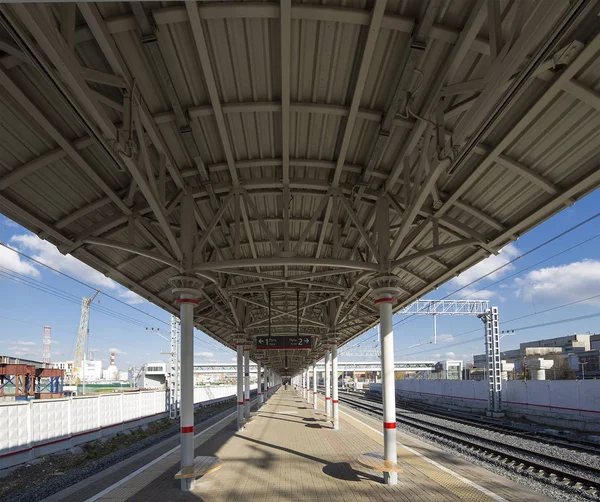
[368,379,600,432]
[0,384,253,470]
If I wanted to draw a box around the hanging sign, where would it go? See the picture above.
[256,336,313,350]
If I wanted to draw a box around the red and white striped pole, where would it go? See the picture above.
[312,360,317,410]
[234,335,246,430]
[371,277,402,485]
[256,355,263,406]
[171,192,202,491]
[244,344,250,418]
[330,337,339,429]
[324,345,331,417]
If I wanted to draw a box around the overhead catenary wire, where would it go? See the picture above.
[395,293,600,354]
[400,312,600,357]
[0,259,227,353]
[0,242,169,326]
[340,210,600,353]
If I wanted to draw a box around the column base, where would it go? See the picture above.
[383,472,398,485]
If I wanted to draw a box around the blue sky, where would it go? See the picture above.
[1,189,599,370]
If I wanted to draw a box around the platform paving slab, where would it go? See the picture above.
[48,388,552,502]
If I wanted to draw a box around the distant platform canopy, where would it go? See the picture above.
[0,1,599,375]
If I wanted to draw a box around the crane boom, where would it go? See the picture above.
[72,289,100,383]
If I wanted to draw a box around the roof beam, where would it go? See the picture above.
[386,0,487,190]
[192,191,234,259]
[77,3,185,190]
[195,258,379,273]
[0,66,130,216]
[487,0,503,61]
[331,0,387,188]
[10,3,117,140]
[293,191,331,254]
[337,193,379,260]
[281,0,291,185]
[185,1,239,187]
[0,136,93,190]
[439,29,600,217]
[82,237,180,269]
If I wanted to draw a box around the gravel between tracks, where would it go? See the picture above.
[1,398,236,502]
[340,397,599,502]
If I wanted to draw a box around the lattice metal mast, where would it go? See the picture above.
[72,290,100,383]
[479,307,502,415]
[168,314,181,419]
[42,325,51,364]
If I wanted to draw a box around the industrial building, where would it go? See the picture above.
[473,333,600,380]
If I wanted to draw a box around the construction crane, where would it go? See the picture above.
[72,290,100,384]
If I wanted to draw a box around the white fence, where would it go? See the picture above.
[0,384,252,470]
[368,379,600,432]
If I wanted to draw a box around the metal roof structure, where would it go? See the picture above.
[0,1,599,376]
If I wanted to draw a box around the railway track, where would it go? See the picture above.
[327,390,600,497]
[349,389,600,457]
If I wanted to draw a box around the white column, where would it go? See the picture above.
[325,346,331,417]
[312,362,317,410]
[244,346,250,417]
[257,357,263,405]
[371,278,402,485]
[331,338,339,429]
[235,338,245,430]
[170,194,200,491]
[305,369,309,402]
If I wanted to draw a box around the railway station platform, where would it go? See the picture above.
[46,387,549,502]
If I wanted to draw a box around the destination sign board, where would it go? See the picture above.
[255,336,313,350]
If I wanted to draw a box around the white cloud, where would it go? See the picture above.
[8,233,150,306]
[109,347,127,356]
[459,287,497,300]
[514,259,600,306]
[119,289,147,305]
[445,351,457,359]
[194,351,214,358]
[10,234,115,289]
[452,244,519,288]
[9,340,37,346]
[432,334,454,343]
[9,346,41,357]
[0,244,40,277]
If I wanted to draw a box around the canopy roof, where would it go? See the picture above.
[0,1,599,375]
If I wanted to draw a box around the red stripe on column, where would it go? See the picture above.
[333,400,338,404]
[181,426,194,433]
[175,298,199,305]
[245,399,250,402]
[383,422,397,429]
[313,392,317,394]
[325,397,331,400]
[237,402,244,405]
[374,297,395,304]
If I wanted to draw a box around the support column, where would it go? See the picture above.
[244,344,250,417]
[371,276,403,485]
[257,356,263,405]
[234,335,246,430]
[169,192,202,491]
[312,361,317,410]
[330,337,339,429]
[325,345,331,417]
